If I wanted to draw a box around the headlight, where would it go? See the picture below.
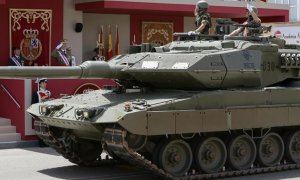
[82,111,89,118]
[75,107,105,121]
[39,105,50,115]
[39,104,64,115]
[83,110,95,119]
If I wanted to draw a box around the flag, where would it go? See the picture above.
[99,26,104,56]
[107,25,113,60]
[115,25,120,55]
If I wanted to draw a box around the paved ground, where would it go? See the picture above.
[1,147,300,180]
[0,147,155,180]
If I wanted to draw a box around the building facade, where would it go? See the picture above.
[268,0,300,22]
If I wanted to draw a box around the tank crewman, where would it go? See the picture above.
[188,0,211,35]
[51,39,76,66]
[31,78,51,104]
[228,4,261,37]
[8,47,25,66]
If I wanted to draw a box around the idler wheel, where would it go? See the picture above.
[158,139,192,177]
[125,132,147,151]
[285,131,300,163]
[227,135,256,170]
[256,132,284,167]
[194,137,227,173]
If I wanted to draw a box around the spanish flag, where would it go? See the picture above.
[99,26,105,57]
[107,25,113,60]
[115,25,120,55]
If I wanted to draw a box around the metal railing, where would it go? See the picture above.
[0,84,21,109]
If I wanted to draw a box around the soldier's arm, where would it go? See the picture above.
[195,16,210,33]
[195,22,208,33]
[249,11,261,24]
[229,27,243,36]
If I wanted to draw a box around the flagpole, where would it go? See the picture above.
[107,25,113,60]
[98,26,101,56]
[115,24,120,55]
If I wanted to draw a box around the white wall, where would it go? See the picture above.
[82,14,130,61]
[184,17,195,32]
[63,0,83,64]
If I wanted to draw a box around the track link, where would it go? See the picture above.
[34,120,117,166]
[103,127,300,180]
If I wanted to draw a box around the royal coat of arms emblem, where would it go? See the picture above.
[20,28,42,61]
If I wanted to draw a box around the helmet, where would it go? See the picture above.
[196,0,208,9]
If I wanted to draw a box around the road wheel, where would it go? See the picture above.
[256,132,284,167]
[194,137,227,173]
[285,131,300,163]
[227,135,256,170]
[158,139,192,177]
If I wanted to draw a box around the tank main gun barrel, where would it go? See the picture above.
[0,61,128,79]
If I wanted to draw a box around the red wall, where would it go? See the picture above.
[0,0,63,66]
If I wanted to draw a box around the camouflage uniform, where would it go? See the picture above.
[195,12,211,34]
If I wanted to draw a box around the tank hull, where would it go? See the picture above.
[29,85,300,137]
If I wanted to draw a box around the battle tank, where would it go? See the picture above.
[1,27,300,179]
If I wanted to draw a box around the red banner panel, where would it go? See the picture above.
[10,9,52,66]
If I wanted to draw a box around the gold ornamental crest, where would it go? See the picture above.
[20,28,42,61]
[74,83,101,95]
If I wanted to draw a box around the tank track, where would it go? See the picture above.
[103,127,300,180]
[34,120,118,166]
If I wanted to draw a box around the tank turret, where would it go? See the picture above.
[0,34,299,90]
